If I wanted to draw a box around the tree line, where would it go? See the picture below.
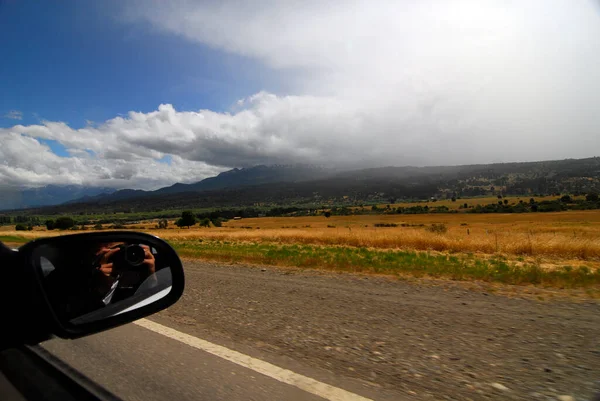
[4,192,599,231]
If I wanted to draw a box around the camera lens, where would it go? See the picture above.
[124,245,145,266]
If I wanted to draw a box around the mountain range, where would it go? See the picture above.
[0,185,115,211]
[72,164,335,204]
[0,165,333,211]
[2,157,599,214]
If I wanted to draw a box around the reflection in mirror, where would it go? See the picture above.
[33,239,173,325]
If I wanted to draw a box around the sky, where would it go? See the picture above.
[1,0,600,190]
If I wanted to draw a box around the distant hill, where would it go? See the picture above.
[75,164,334,204]
[8,157,599,216]
[0,185,115,210]
[156,164,334,194]
[5,157,600,214]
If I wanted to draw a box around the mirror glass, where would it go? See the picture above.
[33,239,173,325]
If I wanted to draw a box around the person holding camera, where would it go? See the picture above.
[92,243,156,304]
[43,242,157,321]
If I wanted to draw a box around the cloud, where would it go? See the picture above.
[122,0,600,157]
[3,110,23,120]
[2,1,600,190]
[0,124,225,190]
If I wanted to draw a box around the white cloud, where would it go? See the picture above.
[2,1,600,189]
[123,0,600,159]
[0,124,225,190]
[3,110,23,120]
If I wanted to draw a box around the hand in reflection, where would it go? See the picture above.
[94,244,155,278]
[93,243,157,304]
[43,242,161,322]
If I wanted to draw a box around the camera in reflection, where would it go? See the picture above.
[108,244,146,272]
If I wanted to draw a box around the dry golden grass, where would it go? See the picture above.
[3,210,600,271]
[155,211,600,268]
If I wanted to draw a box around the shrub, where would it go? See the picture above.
[93,223,103,230]
[199,218,211,228]
[426,223,448,234]
[45,219,55,230]
[210,218,222,227]
[586,192,599,202]
[158,219,168,229]
[560,195,572,203]
[54,216,75,230]
[374,223,398,227]
[15,223,28,231]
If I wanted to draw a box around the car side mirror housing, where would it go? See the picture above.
[18,232,184,339]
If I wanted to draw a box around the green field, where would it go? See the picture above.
[170,240,600,289]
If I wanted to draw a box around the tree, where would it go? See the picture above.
[158,219,168,229]
[45,219,55,230]
[503,199,508,205]
[586,192,599,202]
[529,198,536,204]
[94,223,103,230]
[199,218,211,228]
[497,194,503,199]
[324,211,331,218]
[15,223,27,231]
[451,197,456,202]
[210,218,222,227]
[560,195,572,203]
[54,216,75,230]
[176,211,196,228]
[463,203,468,209]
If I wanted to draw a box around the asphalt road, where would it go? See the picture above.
[42,323,334,401]
[42,260,600,401]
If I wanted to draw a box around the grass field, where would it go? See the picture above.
[2,209,600,289]
[155,211,600,261]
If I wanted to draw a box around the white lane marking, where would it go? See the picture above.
[134,319,373,401]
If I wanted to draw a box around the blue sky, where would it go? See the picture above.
[0,1,285,129]
[1,1,599,190]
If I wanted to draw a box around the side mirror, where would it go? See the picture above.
[18,232,184,339]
